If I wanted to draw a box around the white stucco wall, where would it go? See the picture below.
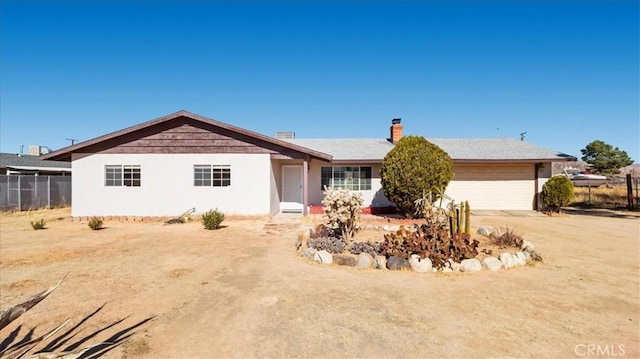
[536,162,553,210]
[71,153,273,216]
[269,161,281,215]
[537,162,552,191]
[307,161,394,208]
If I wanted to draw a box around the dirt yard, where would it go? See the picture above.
[1,208,638,358]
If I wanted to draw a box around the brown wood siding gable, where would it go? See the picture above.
[80,117,306,158]
[40,111,332,162]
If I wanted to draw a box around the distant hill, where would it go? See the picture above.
[620,163,640,176]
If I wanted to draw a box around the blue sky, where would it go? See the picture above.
[1,1,638,162]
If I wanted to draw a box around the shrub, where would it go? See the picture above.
[542,175,575,213]
[490,226,523,248]
[88,217,104,230]
[309,224,341,239]
[30,218,46,230]
[349,241,381,257]
[381,136,454,218]
[202,209,225,230]
[307,236,348,254]
[322,187,364,241]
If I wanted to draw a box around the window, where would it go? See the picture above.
[194,165,231,187]
[105,165,140,187]
[321,166,371,191]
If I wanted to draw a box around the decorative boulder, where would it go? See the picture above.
[515,252,527,266]
[448,259,461,272]
[302,248,317,259]
[382,225,400,232]
[528,250,543,262]
[356,253,374,269]
[521,240,534,252]
[409,254,433,273]
[374,255,387,270]
[482,257,503,271]
[314,250,333,265]
[460,258,482,272]
[499,252,516,269]
[333,254,357,267]
[386,256,411,271]
[477,227,493,236]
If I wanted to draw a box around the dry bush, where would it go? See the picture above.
[490,226,524,249]
[572,185,630,207]
[379,225,479,269]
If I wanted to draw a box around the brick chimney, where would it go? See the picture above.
[390,118,403,143]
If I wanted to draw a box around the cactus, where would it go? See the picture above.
[449,202,458,237]
[379,223,479,269]
[459,202,465,234]
[449,213,455,238]
[464,200,471,234]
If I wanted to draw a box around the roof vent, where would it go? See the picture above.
[276,131,295,139]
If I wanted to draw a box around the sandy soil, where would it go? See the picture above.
[0,208,638,358]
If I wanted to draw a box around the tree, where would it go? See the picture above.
[580,140,634,175]
[380,136,454,218]
[541,175,574,213]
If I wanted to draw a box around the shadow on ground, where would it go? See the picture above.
[563,206,640,219]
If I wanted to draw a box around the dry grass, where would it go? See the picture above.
[1,207,71,226]
[1,208,639,358]
[571,185,638,208]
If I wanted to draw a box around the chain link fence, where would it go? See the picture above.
[0,175,71,211]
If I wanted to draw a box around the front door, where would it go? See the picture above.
[281,165,303,213]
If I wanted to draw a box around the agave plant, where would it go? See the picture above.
[0,277,153,359]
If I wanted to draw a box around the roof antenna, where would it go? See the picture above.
[520,132,527,141]
[66,138,78,145]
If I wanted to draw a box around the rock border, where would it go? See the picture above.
[296,226,542,274]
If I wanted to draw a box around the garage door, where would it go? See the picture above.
[444,164,535,210]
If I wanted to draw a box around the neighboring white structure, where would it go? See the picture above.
[42,110,574,217]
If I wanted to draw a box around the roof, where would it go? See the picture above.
[0,153,71,171]
[38,110,574,163]
[41,110,332,162]
[283,138,394,162]
[285,137,576,163]
[429,138,576,162]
